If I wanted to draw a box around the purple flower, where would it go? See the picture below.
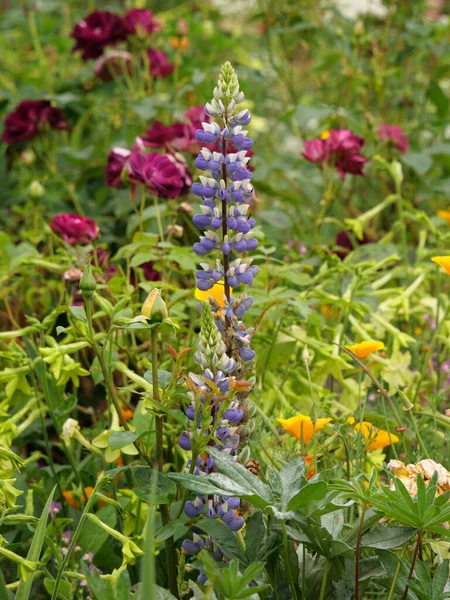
[146,49,174,78]
[71,11,128,62]
[50,214,99,245]
[179,431,191,450]
[49,501,61,519]
[123,9,162,36]
[2,100,67,145]
[128,152,185,198]
[182,535,204,555]
[377,123,409,153]
[105,147,131,187]
[302,139,327,163]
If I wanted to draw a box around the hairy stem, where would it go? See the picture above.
[402,530,422,600]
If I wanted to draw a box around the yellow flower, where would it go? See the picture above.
[432,256,450,275]
[437,210,450,225]
[345,340,384,359]
[195,281,230,309]
[277,414,332,443]
[320,130,331,140]
[141,288,168,323]
[348,416,399,452]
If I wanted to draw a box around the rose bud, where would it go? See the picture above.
[141,288,168,323]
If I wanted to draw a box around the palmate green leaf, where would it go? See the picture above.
[245,512,266,563]
[277,457,305,510]
[196,518,243,561]
[155,519,188,543]
[15,486,56,600]
[287,481,328,512]
[207,448,274,504]
[167,472,252,498]
[361,526,417,550]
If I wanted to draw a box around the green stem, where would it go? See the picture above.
[282,522,299,600]
[84,298,153,466]
[318,562,329,600]
[153,195,165,241]
[401,530,422,600]
[51,479,101,600]
[151,329,179,599]
[355,505,366,600]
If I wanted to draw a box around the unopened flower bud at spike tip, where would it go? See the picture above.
[79,263,97,299]
[141,288,168,323]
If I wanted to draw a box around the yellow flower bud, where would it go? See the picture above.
[141,288,168,323]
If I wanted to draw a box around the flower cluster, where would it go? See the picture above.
[71,9,173,79]
[50,213,99,245]
[2,100,68,146]
[302,129,368,179]
[179,63,257,576]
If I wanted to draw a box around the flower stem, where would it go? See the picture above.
[401,530,422,600]
[318,562,329,600]
[151,329,179,599]
[281,522,299,600]
[355,504,366,600]
[50,478,102,600]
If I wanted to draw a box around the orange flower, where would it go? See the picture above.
[62,486,102,509]
[348,417,399,452]
[345,340,384,359]
[195,281,231,309]
[277,414,332,443]
[121,408,134,421]
[432,256,450,275]
[437,210,450,225]
[304,454,314,479]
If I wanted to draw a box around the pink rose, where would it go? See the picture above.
[50,214,100,245]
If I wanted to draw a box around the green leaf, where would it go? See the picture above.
[68,305,87,323]
[154,586,178,600]
[132,466,177,505]
[196,520,242,560]
[144,369,172,390]
[0,568,12,600]
[108,430,139,450]
[245,512,266,563]
[287,481,328,512]
[361,526,417,549]
[428,81,449,119]
[155,519,188,543]
[402,152,433,175]
[43,578,72,599]
[16,486,56,600]
[431,559,449,597]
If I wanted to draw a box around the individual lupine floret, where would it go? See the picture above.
[196,260,224,291]
[193,231,220,256]
[192,204,222,230]
[195,122,221,144]
[192,175,218,198]
[226,258,259,287]
[229,180,254,203]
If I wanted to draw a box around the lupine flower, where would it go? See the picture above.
[345,340,384,359]
[437,209,450,225]
[146,49,174,78]
[105,147,131,187]
[277,415,332,443]
[302,128,368,179]
[93,50,133,82]
[348,417,399,452]
[71,11,128,61]
[128,152,185,198]
[123,9,161,36]
[432,256,450,275]
[377,123,409,153]
[50,214,99,245]
[2,100,67,145]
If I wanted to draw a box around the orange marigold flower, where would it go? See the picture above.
[348,416,399,452]
[432,256,450,275]
[277,414,332,443]
[195,281,230,309]
[437,210,450,226]
[345,340,384,359]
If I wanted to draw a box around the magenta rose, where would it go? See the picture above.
[377,123,409,153]
[302,139,327,163]
[123,9,162,36]
[165,153,192,196]
[336,154,368,179]
[128,152,185,198]
[50,214,100,245]
[105,147,131,187]
[146,49,174,78]
[327,129,364,156]
[71,11,128,61]
[3,100,67,145]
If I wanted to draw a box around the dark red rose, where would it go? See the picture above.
[50,214,100,245]
[327,129,364,156]
[377,123,409,153]
[166,152,192,196]
[140,121,181,148]
[128,152,185,198]
[2,100,67,145]
[141,261,161,281]
[336,154,368,179]
[335,230,370,260]
[184,106,210,127]
[302,139,327,163]
[71,11,128,62]
[105,147,131,187]
[146,48,174,78]
[93,50,133,82]
[123,9,162,36]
